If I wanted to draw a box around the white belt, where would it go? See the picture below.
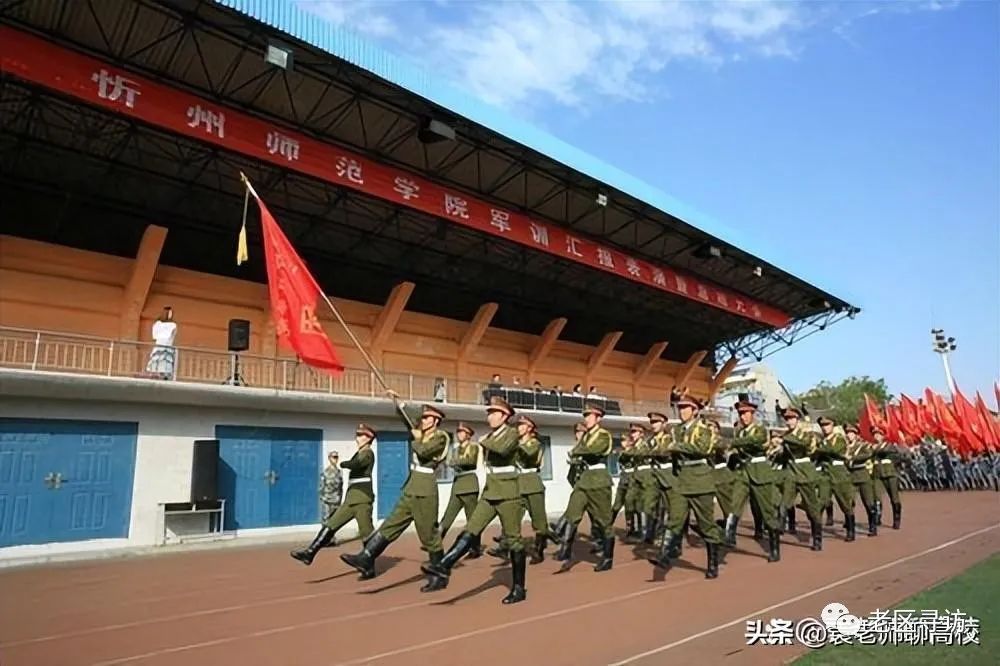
[487,465,518,474]
[348,477,371,485]
[832,460,845,467]
[636,464,653,470]
[520,467,540,474]
[794,457,811,464]
[713,462,729,470]
[749,456,768,463]
[584,463,607,470]
[454,470,476,477]
[680,459,707,467]
[411,464,436,474]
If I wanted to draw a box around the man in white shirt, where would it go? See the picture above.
[145,306,178,379]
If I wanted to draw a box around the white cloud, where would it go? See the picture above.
[297,0,961,112]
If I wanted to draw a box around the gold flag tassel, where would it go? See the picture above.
[236,179,250,266]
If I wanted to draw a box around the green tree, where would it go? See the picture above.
[797,376,892,425]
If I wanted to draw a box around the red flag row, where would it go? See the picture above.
[858,384,1000,456]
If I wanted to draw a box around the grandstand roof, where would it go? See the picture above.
[0,0,858,367]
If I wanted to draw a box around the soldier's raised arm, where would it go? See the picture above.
[481,424,520,455]
[341,447,374,470]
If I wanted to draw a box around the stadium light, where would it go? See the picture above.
[930,328,957,397]
[265,41,293,70]
[752,265,763,277]
[693,243,722,260]
[596,193,608,206]
[418,118,456,144]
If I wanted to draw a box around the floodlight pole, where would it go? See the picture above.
[939,352,956,399]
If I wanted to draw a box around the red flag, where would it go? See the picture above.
[858,394,886,441]
[930,391,964,454]
[899,394,925,442]
[953,385,985,454]
[922,389,943,440]
[885,404,907,445]
[975,392,1000,450]
[252,190,344,374]
[995,382,1000,412]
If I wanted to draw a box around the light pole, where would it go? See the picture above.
[931,329,957,397]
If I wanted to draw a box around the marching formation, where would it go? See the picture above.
[290,390,913,605]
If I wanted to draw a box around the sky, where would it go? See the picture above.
[296,0,1000,402]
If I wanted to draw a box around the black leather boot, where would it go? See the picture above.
[290,526,335,566]
[825,504,834,526]
[555,522,576,561]
[648,530,679,569]
[642,513,657,544]
[776,504,785,535]
[590,524,603,554]
[723,513,739,547]
[466,533,483,559]
[786,508,797,535]
[875,499,883,525]
[810,520,822,551]
[705,542,720,579]
[548,517,566,545]
[502,549,527,604]
[892,503,902,530]
[421,531,475,582]
[420,551,447,592]
[845,515,856,542]
[594,533,614,572]
[868,508,879,536]
[530,535,547,564]
[340,531,390,580]
[767,529,781,562]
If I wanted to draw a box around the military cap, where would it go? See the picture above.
[782,406,802,418]
[817,416,835,426]
[871,425,885,435]
[356,423,377,438]
[647,411,668,422]
[845,423,860,434]
[675,394,702,409]
[629,422,647,433]
[574,421,588,433]
[421,404,446,421]
[516,415,537,430]
[486,395,514,417]
[735,400,758,413]
[582,403,606,417]
[456,422,475,436]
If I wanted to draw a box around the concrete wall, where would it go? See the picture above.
[0,369,633,563]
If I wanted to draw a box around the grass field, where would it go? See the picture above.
[795,552,999,665]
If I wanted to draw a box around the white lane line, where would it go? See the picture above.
[607,523,1000,666]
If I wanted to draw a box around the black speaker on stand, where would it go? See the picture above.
[225,319,250,386]
[191,439,219,503]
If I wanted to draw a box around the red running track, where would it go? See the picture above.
[1,491,997,666]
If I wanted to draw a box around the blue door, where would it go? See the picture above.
[216,425,321,530]
[0,418,137,547]
[375,433,410,520]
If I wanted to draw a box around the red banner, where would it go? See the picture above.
[253,187,344,374]
[0,26,790,328]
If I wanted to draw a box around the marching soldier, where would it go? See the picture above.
[815,417,857,541]
[778,407,824,551]
[872,426,903,529]
[290,425,376,565]
[439,422,483,558]
[341,392,450,590]
[611,424,644,540]
[845,423,878,536]
[709,419,736,530]
[515,415,552,564]
[643,411,675,547]
[628,422,656,543]
[649,395,725,578]
[553,404,616,571]
[422,396,528,604]
[723,400,781,562]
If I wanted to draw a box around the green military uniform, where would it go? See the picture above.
[291,425,377,566]
[439,428,481,540]
[711,437,736,518]
[555,403,615,571]
[815,421,857,541]
[515,421,551,563]
[644,417,678,544]
[423,396,529,605]
[651,398,725,578]
[340,404,449,585]
[725,408,780,561]
[845,427,879,536]
[630,434,657,542]
[612,439,641,538]
[778,410,824,551]
[873,435,903,529]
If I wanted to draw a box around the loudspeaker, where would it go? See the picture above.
[227,319,250,352]
[191,439,219,503]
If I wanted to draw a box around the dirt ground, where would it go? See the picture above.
[1,491,997,666]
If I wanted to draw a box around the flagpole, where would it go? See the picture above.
[239,172,415,430]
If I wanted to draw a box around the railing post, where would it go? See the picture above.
[328,374,333,394]
[107,341,115,376]
[408,374,413,400]
[31,332,41,370]
[282,360,288,390]
[370,371,375,397]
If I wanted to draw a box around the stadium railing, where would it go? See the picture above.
[0,326,680,418]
